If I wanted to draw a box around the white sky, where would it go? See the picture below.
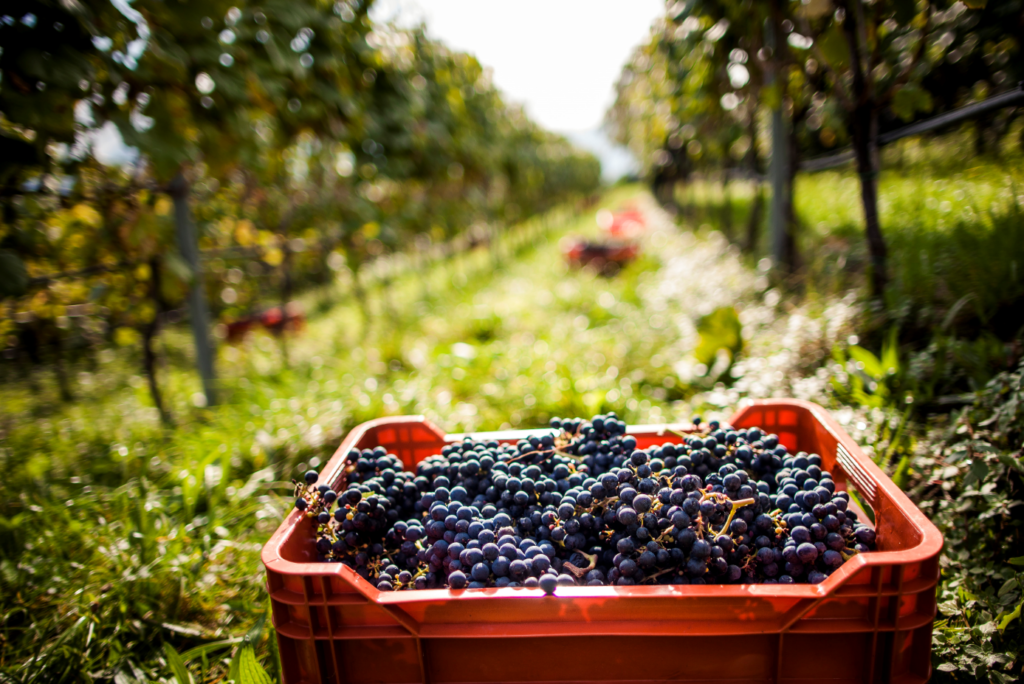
[372,0,664,133]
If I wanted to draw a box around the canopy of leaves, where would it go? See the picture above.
[0,0,600,356]
[608,0,1008,182]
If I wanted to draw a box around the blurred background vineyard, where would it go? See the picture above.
[2,0,1024,683]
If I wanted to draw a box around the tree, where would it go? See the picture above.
[1,1,600,414]
[789,0,986,298]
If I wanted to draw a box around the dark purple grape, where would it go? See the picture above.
[448,571,467,589]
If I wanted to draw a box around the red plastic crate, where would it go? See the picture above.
[606,209,646,238]
[261,399,942,684]
[562,238,639,274]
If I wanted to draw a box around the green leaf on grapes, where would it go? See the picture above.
[996,452,1024,474]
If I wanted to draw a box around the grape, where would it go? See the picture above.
[295,415,877,589]
[796,542,819,564]
[854,527,876,546]
[448,571,468,589]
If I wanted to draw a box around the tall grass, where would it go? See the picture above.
[667,139,1024,404]
[885,186,1024,333]
[797,161,1024,336]
[672,142,1024,335]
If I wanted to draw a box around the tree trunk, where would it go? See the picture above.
[766,0,793,274]
[784,125,802,273]
[16,315,42,394]
[142,257,172,426]
[837,0,888,300]
[850,103,888,298]
[279,238,292,367]
[52,330,73,402]
[169,171,217,406]
[975,112,990,157]
[745,185,764,253]
[721,174,733,240]
[743,110,762,253]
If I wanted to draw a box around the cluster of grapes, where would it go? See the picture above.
[292,414,876,591]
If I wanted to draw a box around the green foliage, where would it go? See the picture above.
[892,83,934,122]
[886,193,1024,334]
[816,21,851,70]
[0,0,600,415]
[694,305,743,373]
[0,0,113,146]
[608,0,995,183]
[164,643,194,684]
[608,0,1014,287]
[229,640,273,684]
[831,327,902,410]
[910,360,1024,684]
[607,3,767,181]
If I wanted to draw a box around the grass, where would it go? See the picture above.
[673,135,1024,359]
[795,162,1024,329]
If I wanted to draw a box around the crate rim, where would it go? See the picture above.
[261,399,943,605]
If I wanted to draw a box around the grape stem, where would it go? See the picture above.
[506,445,580,465]
[714,497,756,536]
[562,550,598,578]
[642,566,677,583]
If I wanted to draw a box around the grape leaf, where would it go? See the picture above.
[817,22,850,70]
[892,83,933,122]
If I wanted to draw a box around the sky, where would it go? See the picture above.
[372,0,665,178]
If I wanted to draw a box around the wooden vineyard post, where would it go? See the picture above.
[766,5,791,273]
[169,171,217,407]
